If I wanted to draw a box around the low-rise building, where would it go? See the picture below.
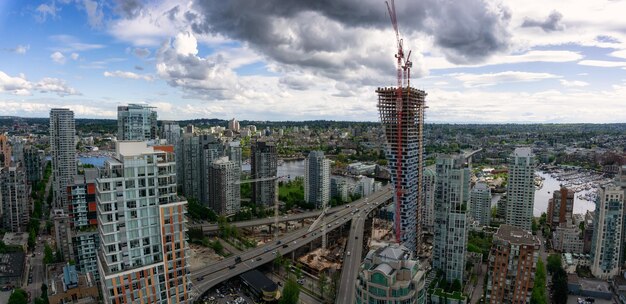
[553,226,584,254]
[0,252,25,287]
[347,162,376,175]
[47,264,99,304]
[567,274,613,300]
[2,232,29,252]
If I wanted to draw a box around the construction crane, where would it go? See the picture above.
[385,0,413,244]
[234,175,285,239]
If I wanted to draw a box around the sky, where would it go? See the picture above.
[0,0,625,123]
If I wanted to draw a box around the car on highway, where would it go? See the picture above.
[196,276,204,281]
[346,251,351,256]
[229,265,236,269]
[327,224,331,228]
[235,256,242,263]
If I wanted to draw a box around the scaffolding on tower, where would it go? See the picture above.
[378,0,427,252]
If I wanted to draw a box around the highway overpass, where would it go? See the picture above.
[189,186,393,299]
[192,202,360,232]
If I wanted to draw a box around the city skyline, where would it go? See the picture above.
[0,1,625,123]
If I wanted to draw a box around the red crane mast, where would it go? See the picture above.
[385,0,412,244]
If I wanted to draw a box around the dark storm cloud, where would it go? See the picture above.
[114,0,143,18]
[521,10,565,32]
[189,0,511,66]
[133,47,150,57]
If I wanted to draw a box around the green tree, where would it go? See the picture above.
[318,272,328,298]
[40,283,49,304]
[450,279,462,292]
[279,278,300,304]
[547,254,562,274]
[552,268,568,304]
[8,289,28,304]
[530,259,547,304]
[209,240,224,255]
[43,244,54,264]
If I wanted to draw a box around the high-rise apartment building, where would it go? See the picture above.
[376,87,426,252]
[355,243,426,304]
[225,140,242,178]
[470,182,491,226]
[547,186,574,229]
[486,225,540,304]
[251,139,277,206]
[0,166,30,232]
[615,165,626,267]
[96,142,191,304]
[304,151,330,209]
[117,104,158,141]
[505,147,535,231]
[228,118,240,132]
[160,121,181,145]
[590,185,624,279]
[68,168,99,278]
[208,157,240,215]
[50,108,77,211]
[0,133,11,168]
[422,167,435,235]
[178,134,223,205]
[433,155,469,284]
[24,145,43,183]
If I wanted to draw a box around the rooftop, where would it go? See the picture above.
[240,269,278,293]
[494,224,540,246]
[514,147,533,158]
[0,252,25,278]
[2,232,29,247]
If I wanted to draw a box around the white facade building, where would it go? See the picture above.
[50,108,77,211]
[117,104,158,141]
[96,142,191,304]
[505,147,535,231]
[304,151,330,209]
[590,185,623,279]
[470,182,491,226]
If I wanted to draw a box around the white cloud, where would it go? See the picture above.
[426,50,583,70]
[609,50,626,60]
[49,35,105,52]
[35,3,58,22]
[104,70,153,81]
[82,0,104,28]
[71,53,79,60]
[560,79,589,87]
[452,71,560,88]
[0,70,80,96]
[155,32,239,99]
[50,52,66,64]
[577,60,626,68]
[173,32,198,56]
[13,45,29,54]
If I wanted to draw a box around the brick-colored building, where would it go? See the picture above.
[486,225,540,304]
[547,186,575,229]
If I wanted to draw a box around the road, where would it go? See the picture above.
[335,210,367,304]
[194,203,358,232]
[190,187,393,299]
[24,173,53,300]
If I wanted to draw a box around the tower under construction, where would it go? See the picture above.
[377,86,426,253]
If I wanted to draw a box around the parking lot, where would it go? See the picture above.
[197,279,256,304]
